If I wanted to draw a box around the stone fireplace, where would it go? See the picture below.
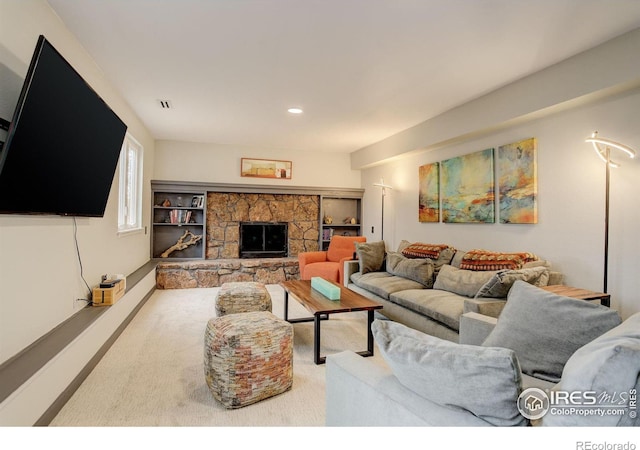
[206,192,319,259]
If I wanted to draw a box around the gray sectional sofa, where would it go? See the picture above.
[345,241,563,342]
[327,281,640,427]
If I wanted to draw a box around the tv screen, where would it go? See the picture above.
[0,35,127,217]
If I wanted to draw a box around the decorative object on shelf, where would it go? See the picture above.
[498,138,538,224]
[161,199,171,207]
[191,195,204,208]
[323,215,333,224]
[343,217,357,224]
[585,131,636,293]
[241,158,292,179]
[418,162,439,223]
[373,178,393,241]
[160,230,203,258]
[441,148,495,223]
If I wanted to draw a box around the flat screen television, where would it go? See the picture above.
[0,35,127,217]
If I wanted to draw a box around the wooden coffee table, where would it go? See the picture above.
[280,279,383,364]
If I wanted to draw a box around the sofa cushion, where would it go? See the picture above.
[350,271,425,300]
[386,252,435,288]
[475,266,550,299]
[433,264,497,298]
[541,312,640,427]
[482,281,622,382]
[372,319,527,426]
[390,289,465,331]
[355,241,386,274]
[460,249,538,271]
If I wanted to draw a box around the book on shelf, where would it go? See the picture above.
[169,209,192,224]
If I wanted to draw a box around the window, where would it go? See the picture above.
[118,133,143,234]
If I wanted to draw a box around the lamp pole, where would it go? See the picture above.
[586,131,636,294]
[604,146,610,294]
[373,178,392,242]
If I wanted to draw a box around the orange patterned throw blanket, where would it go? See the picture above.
[402,243,452,260]
[460,249,538,271]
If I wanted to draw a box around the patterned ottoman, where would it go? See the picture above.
[215,282,272,316]
[204,311,293,409]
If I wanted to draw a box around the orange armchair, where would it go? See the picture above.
[298,235,366,285]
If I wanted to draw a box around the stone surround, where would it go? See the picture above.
[156,258,300,289]
[206,192,319,259]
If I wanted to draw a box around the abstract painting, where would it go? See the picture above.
[498,138,538,223]
[418,162,439,222]
[441,148,495,223]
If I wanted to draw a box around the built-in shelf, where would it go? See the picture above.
[320,196,362,250]
[151,185,206,259]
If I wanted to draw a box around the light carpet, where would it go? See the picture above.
[49,285,384,427]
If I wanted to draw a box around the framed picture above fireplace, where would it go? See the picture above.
[241,158,292,179]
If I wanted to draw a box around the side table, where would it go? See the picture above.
[540,285,610,307]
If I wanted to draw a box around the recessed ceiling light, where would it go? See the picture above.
[287,107,303,114]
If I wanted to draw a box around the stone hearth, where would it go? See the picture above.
[156,258,299,289]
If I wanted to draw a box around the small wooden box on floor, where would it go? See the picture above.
[92,279,126,306]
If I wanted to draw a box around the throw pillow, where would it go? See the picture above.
[475,266,550,299]
[460,249,538,271]
[541,312,640,427]
[355,241,386,274]
[396,240,412,253]
[433,264,497,298]
[482,280,622,382]
[386,252,435,288]
[372,319,527,426]
[401,242,452,259]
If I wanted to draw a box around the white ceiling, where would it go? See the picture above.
[47,0,640,154]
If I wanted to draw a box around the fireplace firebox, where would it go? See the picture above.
[239,222,288,258]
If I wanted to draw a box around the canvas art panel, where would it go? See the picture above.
[441,148,495,223]
[418,162,439,222]
[241,158,292,179]
[498,138,538,224]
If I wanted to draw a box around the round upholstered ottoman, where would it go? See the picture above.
[215,281,272,316]
[204,311,293,409]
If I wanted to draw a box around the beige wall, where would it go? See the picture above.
[357,29,640,319]
[0,0,155,363]
[154,140,361,188]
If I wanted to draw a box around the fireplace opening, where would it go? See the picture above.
[239,222,288,258]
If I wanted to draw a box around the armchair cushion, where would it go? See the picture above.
[372,319,526,426]
[326,235,366,262]
[299,236,366,284]
[482,281,622,382]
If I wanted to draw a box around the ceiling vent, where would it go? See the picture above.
[157,99,172,109]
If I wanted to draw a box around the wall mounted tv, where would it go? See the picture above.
[0,35,127,217]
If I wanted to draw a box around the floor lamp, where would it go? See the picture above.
[585,131,636,293]
[373,178,393,241]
